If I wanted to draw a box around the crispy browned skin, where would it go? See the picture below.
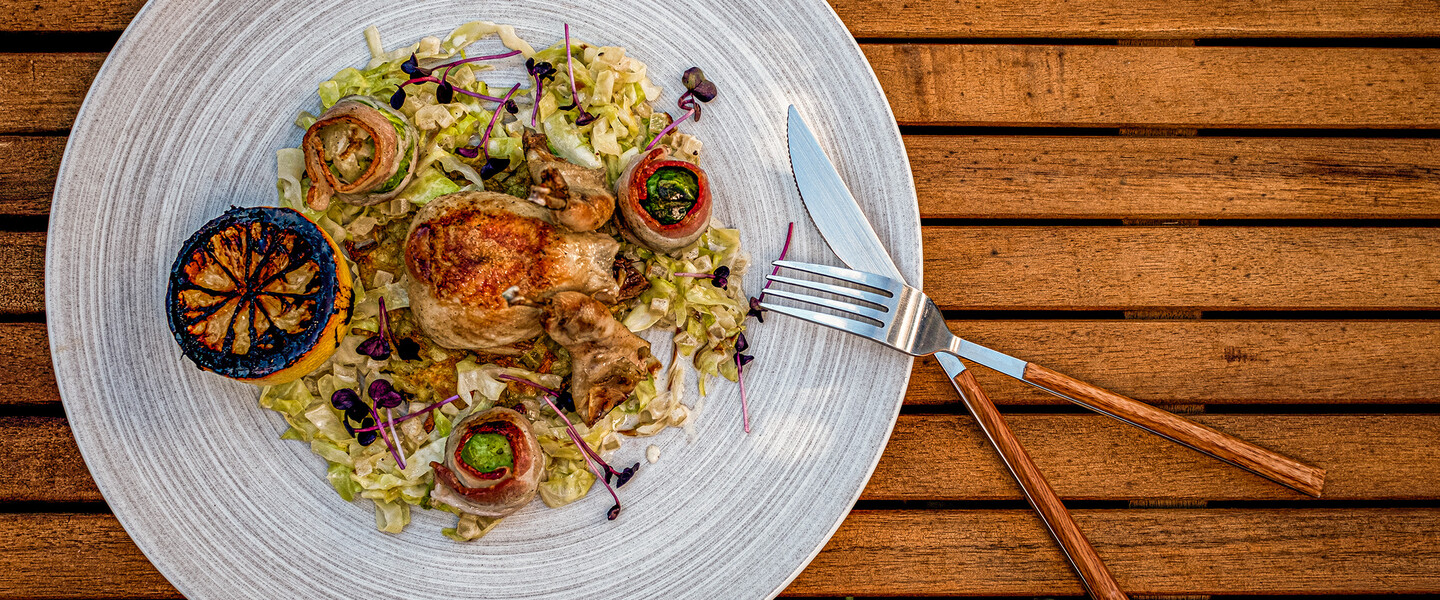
[405,191,620,350]
[543,291,661,425]
[525,131,616,232]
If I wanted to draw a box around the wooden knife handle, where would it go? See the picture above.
[950,368,1128,600]
[1023,362,1326,497]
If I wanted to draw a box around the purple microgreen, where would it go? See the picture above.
[562,24,599,127]
[331,388,360,411]
[746,297,765,323]
[525,58,559,128]
[436,82,455,104]
[673,265,729,289]
[452,87,506,103]
[385,407,402,454]
[735,350,753,434]
[497,374,638,514]
[644,107,695,151]
[390,88,408,110]
[690,80,718,103]
[345,403,371,423]
[462,82,522,160]
[400,54,427,77]
[734,332,749,353]
[367,391,405,469]
[352,394,461,433]
[479,157,511,179]
[431,49,522,72]
[358,297,394,359]
[682,67,705,90]
[347,413,378,446]
[368,378,404,409]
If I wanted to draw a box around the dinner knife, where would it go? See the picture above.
[787,105,1127,600]
[784,105,1325,497]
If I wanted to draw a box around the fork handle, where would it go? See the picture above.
[949,366,1128,600]
[1022,362,1325,497]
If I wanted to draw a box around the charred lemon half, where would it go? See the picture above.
[166,206,353,385]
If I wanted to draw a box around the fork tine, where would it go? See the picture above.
[760,288,890,323]
[758,301,887,340]
[765,274,894,307]
[771,260,902,294]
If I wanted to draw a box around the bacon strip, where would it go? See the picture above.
[302,96,416,211]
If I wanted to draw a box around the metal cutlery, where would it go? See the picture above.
[783,105,1325,497]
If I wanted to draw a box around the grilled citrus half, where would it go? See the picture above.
[166,206,353,385]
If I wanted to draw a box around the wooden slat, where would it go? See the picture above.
[5,0,1440,39]
[0,54,104,134]
[0,416,101,503]
[0,513,180,600]
[868,413,1440,501]
[7,509,1437,598]
[10,47,1440,132]
[0,233,45,315]
[921,227,1440,310]
[785,508,1440,596]
[0,136,65,216]
[912,136,1440,220]
[18,135,1440,219]
[0,323,59,407]
[910,320,1440,406]
[833,0,1440,39]
[0,0,145,32]
[864,45,1440,128]
[12,412,1435,504]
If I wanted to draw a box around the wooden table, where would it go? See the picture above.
[4,0,1440,597]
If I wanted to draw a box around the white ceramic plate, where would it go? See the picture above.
[47,1,920,597]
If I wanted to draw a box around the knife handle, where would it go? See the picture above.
[1022,362,1325,497]
[948,366,1128,600]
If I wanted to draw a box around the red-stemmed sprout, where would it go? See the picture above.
[645,67,719,151]
[393,51,520,108]
[457,82,522,161]
[558,25,598,126]
[525,58,559,128]
[357,297,393,359]
[673,265,729,289]
[350,394,463,433]
[725,222,795,433]
[367,379,407,469]
[497,374,638,520]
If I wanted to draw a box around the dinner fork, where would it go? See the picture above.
[760,260,1126,599]
[758,260,1325,497]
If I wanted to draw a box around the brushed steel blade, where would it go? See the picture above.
[787,105,905,283]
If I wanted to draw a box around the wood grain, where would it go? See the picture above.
[0,233,45,315]
[911,136,1440,219]
[831,0,1440,38]
[0,0,146,32]
[908,320,1440,406]
[0,416,101,503]
[7,0,1439,38]
[10,47,1440,132]
[8,509,1439,599]
[868,413,1440,501]
[922,227,1440,310]
[0,323,58,407]
[0,136,66,216]
[1024,362,1325,495]
[865,45,1440,128]
[786,508,1440,596]
[0,54,104,134]
[950,368,1127,600]
[11,413,1437,504]
[17,135,1440,219]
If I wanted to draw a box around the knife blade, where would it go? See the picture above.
[785,105,1026,380]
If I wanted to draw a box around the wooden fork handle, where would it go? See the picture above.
[1023,362,1326,497]
[949,367,1128,600]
